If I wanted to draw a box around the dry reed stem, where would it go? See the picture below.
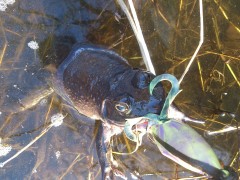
[0,114,64,168]
[0,123,54,168]
[214,0,240,33]
[59,154,84,179]
[0,43,7,66]
[226,63,240,86]
[197,59,205,91]
[117,0,156,74]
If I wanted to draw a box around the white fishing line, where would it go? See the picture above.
[179,0,204,84]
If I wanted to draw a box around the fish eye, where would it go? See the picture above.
[115,102,130,114]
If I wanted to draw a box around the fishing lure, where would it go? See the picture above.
[124,74,233,179]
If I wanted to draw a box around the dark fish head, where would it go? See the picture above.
[102,70,165,125]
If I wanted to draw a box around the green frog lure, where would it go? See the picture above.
[124,74,237,179]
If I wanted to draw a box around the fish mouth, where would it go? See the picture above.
[125,117,149,130]
[106,119,126,127]
[123,116,153,143]
[106,115,151,128]
[124,117,150,134]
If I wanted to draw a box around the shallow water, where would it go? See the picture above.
[0,0,239,179]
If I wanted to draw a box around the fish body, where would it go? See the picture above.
[52,44,165,179]
[53,45,164,124]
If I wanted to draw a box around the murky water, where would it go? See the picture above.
[0,0,239,179]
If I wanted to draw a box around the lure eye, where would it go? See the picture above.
[115,102,130,114]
